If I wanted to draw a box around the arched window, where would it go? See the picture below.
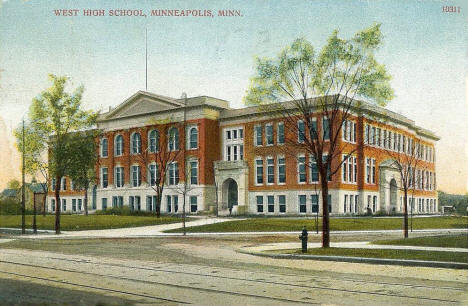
[131,133,141,154]
[168,127,179,151]
[100,138,108,157]
[115,135,123,156]
[148,130,159,152]
[189,127,198,149]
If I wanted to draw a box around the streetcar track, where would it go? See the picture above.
[0,258,460,304]
[0,260,315,305]
[47,255,467,292]
[0,269,190,304]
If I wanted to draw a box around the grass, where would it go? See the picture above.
[0,214,182,231]
[374,234,468,249]
[166,216,467,233]
[277,247,468,263]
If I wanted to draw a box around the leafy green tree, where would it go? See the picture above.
[27,74,97,234]
[67,130,99,216]
[244,24,393,248]
[6,179,21,190]
[14,121,51,216]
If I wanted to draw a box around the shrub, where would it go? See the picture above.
[0,198,34,215]
[95,206,159,216]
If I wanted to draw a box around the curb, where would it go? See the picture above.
[237,249,468,270]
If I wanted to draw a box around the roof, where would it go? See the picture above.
[1,189,18,197]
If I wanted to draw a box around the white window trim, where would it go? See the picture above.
[187,125,198,150]
[255,157,264,186]
[277,122,284,145]
[297,154,306,184]
[265,123,274,146]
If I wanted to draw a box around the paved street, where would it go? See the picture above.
[0,234,467,305]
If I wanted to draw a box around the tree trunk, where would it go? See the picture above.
[54,176,61,234]
[403,188,408,239]
[33,193,37,234]
[155,189,162,218]
[42,193,46,217]
[84,183,89,216]
[321,177,330,248]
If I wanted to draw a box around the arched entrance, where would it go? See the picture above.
[390,178,397,211]
[222,178,238,211]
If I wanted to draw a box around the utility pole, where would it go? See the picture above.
[21,118,26,234]
[182,93,187,236]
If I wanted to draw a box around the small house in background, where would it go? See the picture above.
[0,182,47,213]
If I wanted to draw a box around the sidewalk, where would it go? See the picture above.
[242,241,468,253]
[15,217,239,239]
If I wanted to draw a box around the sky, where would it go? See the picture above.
[0,0,467,193]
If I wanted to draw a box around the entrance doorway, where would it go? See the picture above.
[222,178,238,211]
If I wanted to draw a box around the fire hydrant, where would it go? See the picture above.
[298,226,308,253]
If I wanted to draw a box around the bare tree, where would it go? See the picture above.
[368,127,433,238]
[135,119,183,217]
[245,24,394,247]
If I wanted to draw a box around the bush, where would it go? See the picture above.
[95,206,160,217]
[0,198,34,215]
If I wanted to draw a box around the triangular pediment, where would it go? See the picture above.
[102,91,184,120]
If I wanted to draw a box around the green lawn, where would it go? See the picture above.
[374,234,468,249]
[166,216,467,233]
[0,215,182,231]
[278,247,468,263]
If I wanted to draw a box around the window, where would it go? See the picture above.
[226,130,231,140]
[375,128,381,147]
[350,195,354,213]
[168,127,179,151]
[328,194,333,213]
[278,157,286,184]
[239,128,243,139]
[131,165,141,187]
[267,195,274,213]
[233,129,237,139]
[365,124,370,144]
[279,195,286,213]
[254,125,263,146]
[129,196,141,211]
[115,135,123,156]
[310,120,318,140]
[168,162,179,185]
[310,157,319,182]
[72,199,76,212]
[373,196,377,212]
[298,195,306,213]
[148,164,158,186]
[190,196,198,212]
[190,160,198,185]
[101,138,108,157]
[367,195,371,211]
[62,199,66,212]
[322,118,330,140]
[342,155,357,184]
[148,130,159,152]
[101,198,107,210]
[297,120,305,143]
[266,124,274,145]
[344,195,348,213]
[225,127,244,161]
[101,168,108,188]
[277,122,284,144]
[256,196,263,213]
[365,158,376,184]
[112,196,118,208]
[51,178,56,191]
[311,195,319,213]
[342,120,356,143]
[267,157,274,184]
[61,177,67,191]
[255,158,264,184]
[115,167,124,188]
[131,133,141,154]
[354,195,358,213]
[189,127,198,149]
[166,195,172,213]
[298,155,306,183]
[70,180,75,191]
